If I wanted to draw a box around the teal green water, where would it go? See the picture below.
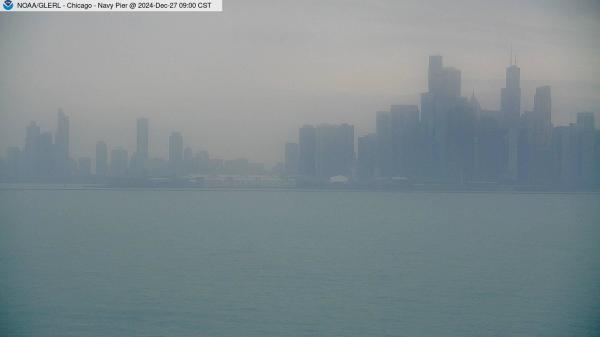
[1,190,599,336]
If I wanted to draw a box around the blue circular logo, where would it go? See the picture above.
[3,0,14,10]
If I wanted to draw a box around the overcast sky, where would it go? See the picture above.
[1,0,599,165]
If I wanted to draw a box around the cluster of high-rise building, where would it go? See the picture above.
[2,110,79,183]
[285,55,599,189]
[0,116,266,185]
[1,55,598,189]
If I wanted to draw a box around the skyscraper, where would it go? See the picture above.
[24,121,40,180]
[420,55,465,180]
[130,118,149,176]
[533,86,552,139]
[376,111,393,177]
[576,112,595,132]
[169,132,184,163]
[500,62,522,181]
[315,123,354,179]
[390,105,419,177]
[298,125,316,177]
[357,133,377,181]
[110,147,128,177]
[169,132,184,176]
[576,112,596,186]
[55,109,70,179]
[428,55,443,94]
[553,124,578,186]
[500,63,521,129]
[95,141,108,177]
[518,86,553,185]
[38,132,54,181]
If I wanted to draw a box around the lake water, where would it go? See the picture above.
[1,189,599,336]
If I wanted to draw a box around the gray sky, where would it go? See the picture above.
[1,0,599,165]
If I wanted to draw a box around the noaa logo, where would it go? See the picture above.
[3,0,13,10]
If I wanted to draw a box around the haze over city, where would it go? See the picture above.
[1,0,599,165]
[2,1,600,337]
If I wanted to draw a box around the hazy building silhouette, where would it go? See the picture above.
[23,121,41,180]
[376,111,393,177]
[54,109,70,180]
[315,123,354,179]
[474,107,504,182]
[521,86,553,185]
[169,132,184,162]
[500,61,522,180]
[553,124,578,187]
[390,105,419,178]
[169,131,184,176]
[534,86,552,134]
[38,132,54,181]
[183,147,193,175]
[130,118,150,176]
[95,141,108,177]
[420,55,467,181]
[357,133,377,181]
[110,147,128,177]
[298,125,316,177]
[501,63,521,129]
[576,112,596,186]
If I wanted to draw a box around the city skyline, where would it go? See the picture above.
[1,54,598,168]
[1,0,599,164]
[2,54,598,190]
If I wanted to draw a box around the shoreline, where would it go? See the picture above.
[1,183,599,194]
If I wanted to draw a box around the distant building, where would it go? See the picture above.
[169,132,184,163]
[534,86,552,132]
[420,55,466,181]
[54,109,70,180]
[298,125,316,177]
[518,86,553,185]
[576,112,596,186]
[500,63,521,129]
[169,132,184,176]
[315,123,354,179]
[357,133,377,181]
[553,125,578,187]
[95,141,109,177]
[110,147,128,177]
[23,121,41,179]
[376,111,393,177]
[130,118,149,175]
[38,132,54,181]
[390,105,419,177]
[500,61,522,181]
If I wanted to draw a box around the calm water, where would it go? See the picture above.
[0,189,599,337]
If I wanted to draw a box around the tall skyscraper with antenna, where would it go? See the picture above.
[501,52,522,180]
[500,53,521,129]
